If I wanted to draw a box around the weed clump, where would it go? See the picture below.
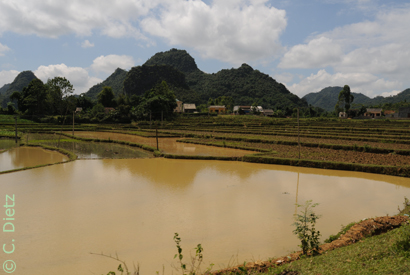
[293,200,321,255]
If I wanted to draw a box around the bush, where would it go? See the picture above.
[293,200,321,255]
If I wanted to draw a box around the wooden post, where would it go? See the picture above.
[72,111,75,136]
[298,108,300,159]
[156,125,159,151]
[14,116,18,143]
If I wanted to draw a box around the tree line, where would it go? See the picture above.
[1,78,177,123]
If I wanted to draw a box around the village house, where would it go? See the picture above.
[183,103,197,113]
[263,109,274,117]
[174,100,183,113]
[208,105,226,114]
[339,112,347,118]
[233,106,251,115]
[364,108,382,118]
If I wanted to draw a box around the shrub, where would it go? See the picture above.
[293,200,321,255]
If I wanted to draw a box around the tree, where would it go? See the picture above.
[98,86,116,107]
[10,79,48,116]
[46,77,74,115]
[337,85,354,113]
[137,81,177,120]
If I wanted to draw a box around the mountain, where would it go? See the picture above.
[140,49,307,109]
[84,68,127,100]
[123,64,197,103]
[88,49,307,109]
[303,87,410,111]
[144,48,200,74]
[1,71,38,108]
[0,84,10,95]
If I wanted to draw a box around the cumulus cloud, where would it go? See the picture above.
[281,5,410,97]
[90,55,135,74]
[287,69,401,98]
[0,43,10,56]
[0,70,19,87]
[279,37,343,68]
[34,64,102,94]
[81,40,94,48]
[141,0,287,64]
[0,0,156,39]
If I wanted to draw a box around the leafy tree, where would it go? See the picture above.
[45,76,74,115]
[76,94,94,111]
[137,81,177,120]
[337,85,354,113]
[98,86,116,107]
[10,79,48,116]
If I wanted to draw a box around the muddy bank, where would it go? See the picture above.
[212,215,409,275]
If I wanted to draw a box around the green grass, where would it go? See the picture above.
[264,223,410,275]
[0,114,37,124]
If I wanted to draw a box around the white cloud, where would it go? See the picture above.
[0,0,156,39]
[0,43,10,56]
[279,37,343,68]
[90,55,135,74]
[380,90,401,98]
[280,5,410,97]
[141,0,287,64]
[34,64,102,94]
[273,72,294,84]
[0,70,19,87]
[81,40,94,48]
[288,69,401,98]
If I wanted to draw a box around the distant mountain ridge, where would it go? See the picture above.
[303,87,410,111]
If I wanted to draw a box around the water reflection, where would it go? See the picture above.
[0,146,68,172]
[1,159,409,275]
[0,138,19,150]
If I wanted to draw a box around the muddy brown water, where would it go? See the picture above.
[0,145,68,172]
[70,131,255,156]
[1,158,409,275]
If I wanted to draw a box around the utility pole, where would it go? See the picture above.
[150,111,152,129]
[14,116,18,143]
[298,108,300,159]
[156,124,159,151]
[161,111,163,127]
[72,111,75,136]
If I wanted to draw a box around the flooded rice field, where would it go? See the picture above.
[0,139,69,172]
[1,158,409,274]
[70,131,255,156]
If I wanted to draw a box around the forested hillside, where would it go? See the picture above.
[142,49,307,110]
[85,68,127,100]
[1,71,38,108]
[122,64,198,103]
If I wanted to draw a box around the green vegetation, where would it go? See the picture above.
[335,85,354,113]
[293,201,321,255]
[142,48,308,110]
[85,68,127,100]
[264,222,410,275]
[304,86,410,112]
[1,71,38,108]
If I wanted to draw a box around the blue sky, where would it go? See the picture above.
[0,0,409,98]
